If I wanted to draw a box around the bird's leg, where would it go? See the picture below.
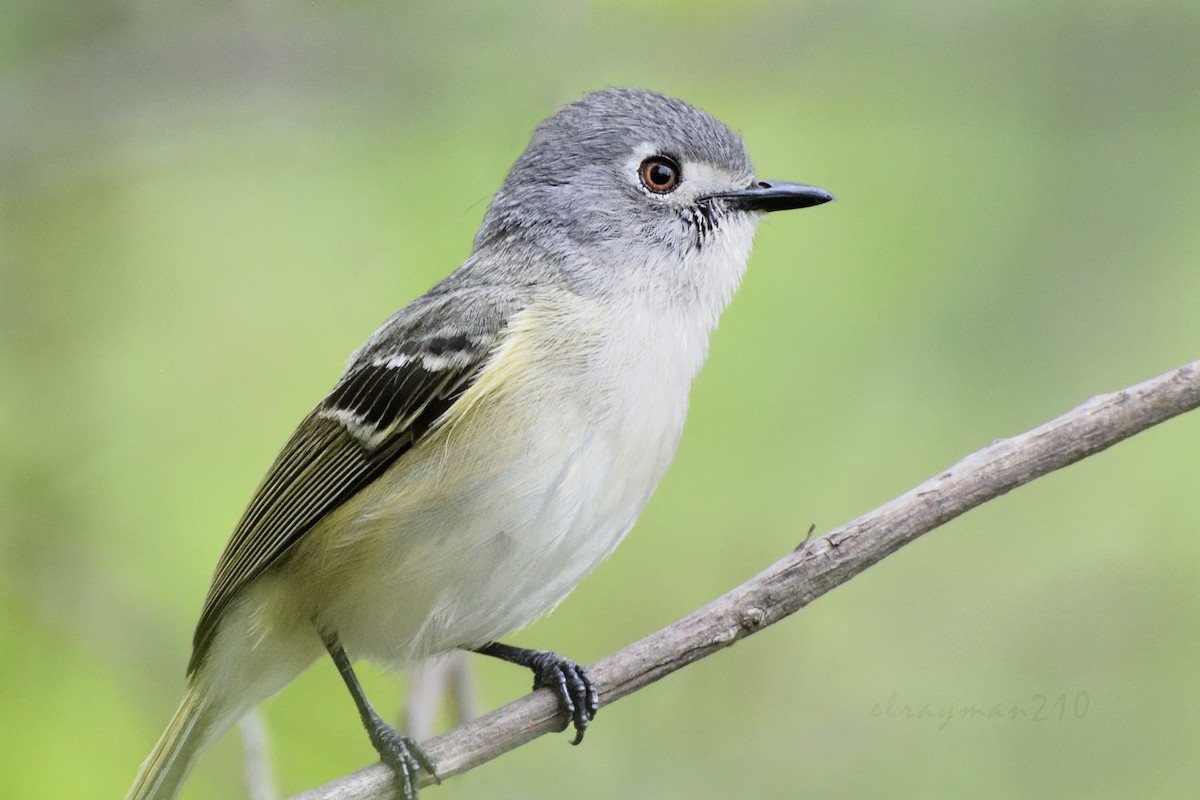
[321,632,439,800]
[473,641,599,745]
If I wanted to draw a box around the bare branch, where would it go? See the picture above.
[239,710,278,800]
[292,359,1200,800]
[402,652,480,741]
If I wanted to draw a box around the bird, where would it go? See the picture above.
[126,87,832,800]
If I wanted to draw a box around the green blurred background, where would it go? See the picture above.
[3,1,1199,798]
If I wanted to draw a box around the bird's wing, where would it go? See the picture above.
[188,288,517,674]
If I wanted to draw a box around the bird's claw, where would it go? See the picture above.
[369,722,438,800]
[527,651,599,745]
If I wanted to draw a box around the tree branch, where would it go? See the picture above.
[292,359,1200,800]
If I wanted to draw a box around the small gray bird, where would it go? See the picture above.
[127,88,832,800]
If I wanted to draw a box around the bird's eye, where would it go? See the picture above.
[638,156,681,194]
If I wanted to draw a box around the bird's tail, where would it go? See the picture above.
[126,684,218,800]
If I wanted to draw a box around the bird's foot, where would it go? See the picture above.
[525,651,599,745]
[367,718,438,800]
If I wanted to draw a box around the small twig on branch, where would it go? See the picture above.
[292,359,1200,800]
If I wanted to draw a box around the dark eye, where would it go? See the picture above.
[638,156,681,194]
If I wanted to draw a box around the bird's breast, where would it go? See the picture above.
[295,289,709,664]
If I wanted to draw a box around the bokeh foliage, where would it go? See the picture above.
[2,2,1199,798]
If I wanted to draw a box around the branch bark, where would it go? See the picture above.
[292,359,1200,800]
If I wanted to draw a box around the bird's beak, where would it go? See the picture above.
[706,181,834,212]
